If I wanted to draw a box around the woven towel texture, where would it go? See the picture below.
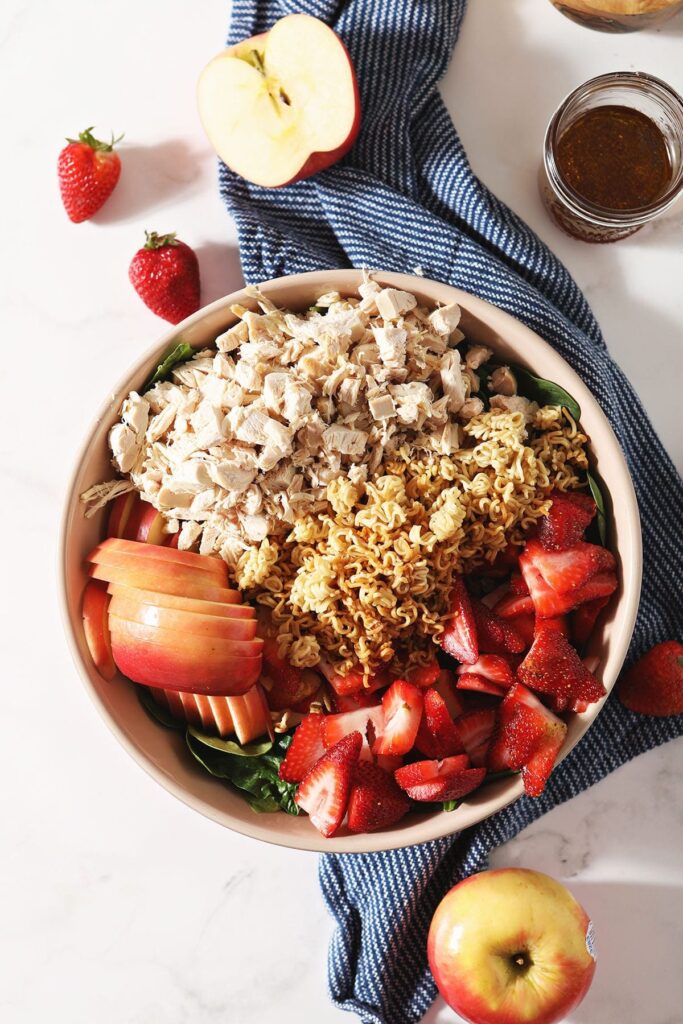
[218,2,683,1021]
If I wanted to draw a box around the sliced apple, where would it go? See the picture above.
[90,537,228,577]
[109,598,257,640]
[123,499,168,545]
[81,580,116,680]
[111,633,261,694]
[227,684,274,745]
[198,13,361,188]
[107,583,255,619]
[107,492,137,539]
[89,563,239,604]
[150,687,234,736]
[206,695,235,736]
[108,615,264,660]
[88,541,228,583]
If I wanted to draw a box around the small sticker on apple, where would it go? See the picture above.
[585,920,597,960]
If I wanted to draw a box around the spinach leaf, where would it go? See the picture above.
[187,727,273,758]
[143,342,194,393]
[186,731,299,815]
[587,471,608,545]
[474,362,494,410]
[137,686,185,730]
[512,365,581,421]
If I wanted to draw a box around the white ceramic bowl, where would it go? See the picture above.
[60,270,642,853]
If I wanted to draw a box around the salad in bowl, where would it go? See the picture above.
[62,270,641,851]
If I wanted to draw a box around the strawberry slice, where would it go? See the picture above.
[493,592,535,619]
[279,714,326,783]
[488,682,567,798]
[405,660,441,687]
[456,654,516,685]
[439,575,478,664]
[518,628,606,712]
[415,687,465,758]
[537,488,597,551]
[536,615,570,638]
[453,708,497,767]
[520,549,618,619]
[331,690,382,713]
[319,660,390,697]
[617,641,683,717]
[432,670,466,720]
[347,763,410,833]
[261,638,319,710]
[294,731,362,837]
[394,757,486,803]
[508,612,536,648]
[523,539,615,596]
[472,601,526,655]
[572,596,610,649]
[322,704,385,761]
[373,679,423,757]
[510,573,530,596]
[456,674,507,697]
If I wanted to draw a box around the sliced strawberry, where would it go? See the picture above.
[617,641,683,717]
[509,613,536,648]
[374,753,404,773]
[294,731,362,837]
[261,639,322,710]
[493,592,535,619]
[489,543,523,575]
[453,708,497,767]
[456,674,507,697]
[520,550,618,618]
[347,762,410,833]
[394,757,486,803]
[432,670,466,719]
[405,660,441,687]
[319,659,390,697]
[537,488,596,551]
[279,714,326,783]
[488,682,567,795]
[415,688,465,758]
[456,654,516,685]
[373,680,423,757]
[472,601,525,655]
[572,596,610,649]
[439,575,478,664]
[536,615,570,638]
[523,539,615,596]
[518,628,606,712]
[510,573,530,596]
[322,705,385,761]
[331,690,382,713]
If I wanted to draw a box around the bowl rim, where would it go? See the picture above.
[59,269,643,853]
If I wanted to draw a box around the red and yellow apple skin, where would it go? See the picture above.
[109,597,258,641]
[110,632,261,694]
[81,580,116,680]
[106,583,255,619]
[90,537,228,579]
[198,13,361,188]
[428,869,596,1024]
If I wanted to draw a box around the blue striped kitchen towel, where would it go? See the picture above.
[219,2,683,1021]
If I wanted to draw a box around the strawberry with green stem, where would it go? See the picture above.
[58,127,123,222]
[129,231,201,324]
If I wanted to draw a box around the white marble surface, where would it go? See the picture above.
[1,1,682,1022]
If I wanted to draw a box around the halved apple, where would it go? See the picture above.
[197,13,361,188]
[89,563,239,604]
[109,615,264,660]
[110,633,261,694]
[109,598,258,640]
[82,580,116,680]
[88,538,228,581]
[107,583,255,619]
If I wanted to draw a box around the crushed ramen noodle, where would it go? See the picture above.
[235,406,589,678]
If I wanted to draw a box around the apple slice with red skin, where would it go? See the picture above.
[82,580,116,680]
[123,499,168,545]
[110,632,261,694]
[198,13,360,188]
[90,563,239,604]
[151,688,236,736]
[90,548,229,584]
[89,537,228,579]
[109,597,257,640]
[428,868,596,1024]
[108,615,263,659]
[107,583,254,618]
[227,684,274,745]
[107,492,137,539]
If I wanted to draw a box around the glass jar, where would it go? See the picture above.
[550,0,683,32]
[540,72,683,242]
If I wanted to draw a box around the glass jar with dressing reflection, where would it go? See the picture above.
[550,0,683,31]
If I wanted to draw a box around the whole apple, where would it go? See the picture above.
[428,868,596,1024]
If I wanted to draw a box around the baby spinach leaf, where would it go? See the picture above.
[137,686,185,730]
[143,342,194,393]
[512,365,581,421]
[187,727,273,758]
[587,471,608,545]
[185,730,299,815]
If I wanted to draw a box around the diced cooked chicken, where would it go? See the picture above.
[440,349,468,413]
[178,520,203,551]
[372,326,407,368]
[465,344,492,370]
[216,320,248,353]
[428,302,461,337]
[490,395,535,418]
[110,423,141,474]
[459,397,485,420]
[322,425,369,456]
[368,394,396,420]
[489,366,517,397]
[375,288,417,321]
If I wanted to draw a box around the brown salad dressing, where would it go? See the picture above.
[556,105,672,211]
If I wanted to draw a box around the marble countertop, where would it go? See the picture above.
[1,1,681,1021]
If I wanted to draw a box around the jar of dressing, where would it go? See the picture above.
[540,72,683,242]
[550,0,683,32]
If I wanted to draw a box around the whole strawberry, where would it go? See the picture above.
[129,231,201,324]
[58,127,122,222]
[617,641,683,717]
